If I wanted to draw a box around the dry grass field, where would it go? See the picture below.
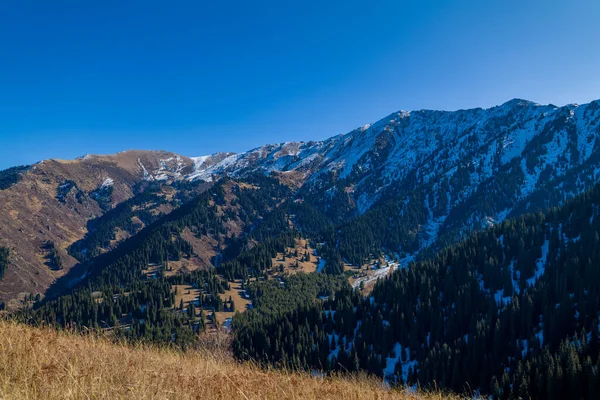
[214,279,251,326]
[270,238,319,275]
[172,284,202,309]
[0,320,461,400]
[170,280,252,330]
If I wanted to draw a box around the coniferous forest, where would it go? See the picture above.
[0,166,28,191]
[232,183,600,399]
[8,169,600,399]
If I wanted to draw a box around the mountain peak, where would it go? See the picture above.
[499,98,538,108]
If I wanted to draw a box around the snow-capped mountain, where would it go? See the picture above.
[187,98,600,258]
[190,100,600,204]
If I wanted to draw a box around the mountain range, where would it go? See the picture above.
[2,98,599,305]
[3,98,600,398]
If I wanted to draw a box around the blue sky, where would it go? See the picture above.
[1,0,599,169]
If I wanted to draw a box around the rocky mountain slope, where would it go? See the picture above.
[0,150,196,306]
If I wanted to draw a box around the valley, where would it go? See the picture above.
[2,99,600,399]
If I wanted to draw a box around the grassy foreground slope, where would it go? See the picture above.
[0,321,458,400]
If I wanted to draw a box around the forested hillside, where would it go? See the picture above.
[195,100,600,270]
[0,151,200,305]
[24,182,224,345]
[19,165,600,399]
[21,174,340,347]
[233,183,600,399]
[0,166,29,191]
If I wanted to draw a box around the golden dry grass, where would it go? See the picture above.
[271,238,319,275]
[172,284,202,308]
[0,320,461,400]
[214,280,251,326]
[220,280,251,311]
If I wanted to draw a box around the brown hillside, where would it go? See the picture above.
[0,151,194,307]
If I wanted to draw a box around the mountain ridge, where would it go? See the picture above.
[0,150,202,305]
[2,98,600,304]
[184,98,600,264]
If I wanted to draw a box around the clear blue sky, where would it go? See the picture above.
[1,0,599,169]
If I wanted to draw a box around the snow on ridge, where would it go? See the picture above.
[76,154,95,161]
[191,155,210,167]
[527,238,549,287]
[101,177,114,188]
[187,141,332,181]
[187,153,241,182]
[158,155,186,176]
[138,159,152,181]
